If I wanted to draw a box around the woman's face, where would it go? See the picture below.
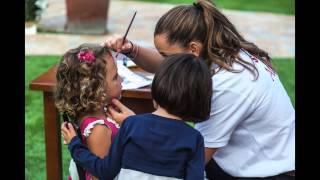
[154,34,203,57]
[104,54,123,101]
[154,34,189,57]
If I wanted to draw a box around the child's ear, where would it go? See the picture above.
[152,100,158,109]
[187,41,203,57]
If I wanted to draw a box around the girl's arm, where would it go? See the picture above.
[68,137,121,180]
[62,122,127,180]
[185,135,205,180]
[103,35,163,73]
[86,125,112,180]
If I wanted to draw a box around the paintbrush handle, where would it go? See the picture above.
[116,11,137,57]
[122,11,137,45]
[116,11,137,58]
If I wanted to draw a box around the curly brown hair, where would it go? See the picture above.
[54,43,113,123]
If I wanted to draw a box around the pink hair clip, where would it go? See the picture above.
[77,50,95,64]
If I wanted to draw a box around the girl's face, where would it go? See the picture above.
[104,54,123,101]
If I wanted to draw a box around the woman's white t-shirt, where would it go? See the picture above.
[195,49,295,177]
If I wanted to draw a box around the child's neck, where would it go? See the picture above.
[152,106,182,120]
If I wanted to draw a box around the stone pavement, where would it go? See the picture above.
[25,0,295,58]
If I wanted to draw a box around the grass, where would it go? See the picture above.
[128,0,295,15]
[25,55,295,179]
[25,56,70,180]
[272,58,295,106]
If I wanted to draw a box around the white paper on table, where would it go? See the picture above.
[116,60,153,90]
[111,51,136,67]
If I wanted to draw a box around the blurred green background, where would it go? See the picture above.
[130,0,295,14]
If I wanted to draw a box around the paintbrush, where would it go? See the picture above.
[115,11,137,60]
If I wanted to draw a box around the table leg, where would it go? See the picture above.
[43,92,62,180]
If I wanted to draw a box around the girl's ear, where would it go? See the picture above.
[187,41,203,57]
[152,100,158,109]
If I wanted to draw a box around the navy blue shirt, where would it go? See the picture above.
[69,113,205,180]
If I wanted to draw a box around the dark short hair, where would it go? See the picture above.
[152,53,213,122]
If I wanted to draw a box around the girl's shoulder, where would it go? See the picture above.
[79,116,120,142]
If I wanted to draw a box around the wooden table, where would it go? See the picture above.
[29,65,154,180]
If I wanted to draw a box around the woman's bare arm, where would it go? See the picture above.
[131,45,163,73]
[103,34,163,73]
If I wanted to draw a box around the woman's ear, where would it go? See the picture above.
[152,100,158,109]
[188,41,203,57]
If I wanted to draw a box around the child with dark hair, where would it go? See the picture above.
[55,43,124,180]
[61,53,213,180]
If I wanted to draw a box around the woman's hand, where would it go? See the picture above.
[101,34,133,54]
[61,122,77,144]
[106,99,135,125]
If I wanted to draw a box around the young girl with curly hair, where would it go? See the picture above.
[55,43,124,180]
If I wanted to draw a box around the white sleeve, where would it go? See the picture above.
[82,119,106,138]
[195,88,251,148]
